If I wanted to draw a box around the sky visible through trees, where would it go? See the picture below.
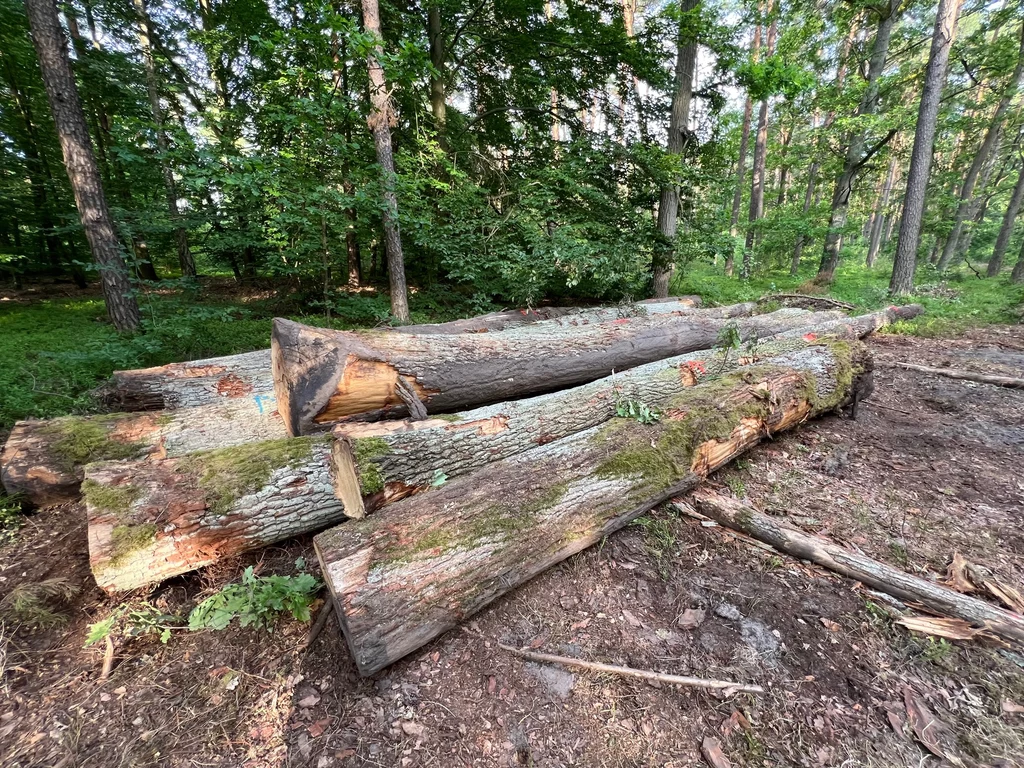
[2,0,1024,323]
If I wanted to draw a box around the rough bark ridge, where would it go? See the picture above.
[315,340,873,676]
[24,0,141,331]
[987,162,1024,277]
[272,307,833,435]
[85,436,347,593]
[333,305,921,516]
[682,492,1024,646]
[742,2,777,278]
[890,0,965,294]
[100,299,704,412]
[867,155,899,268]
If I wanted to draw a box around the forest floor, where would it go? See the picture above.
[2,289,1024,767]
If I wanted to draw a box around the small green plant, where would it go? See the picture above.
[85,602,181,646]
[725,476,747,498]
[614,395,661,425]
[919,636,954,664]
[715,322,742,372]
[631,515,677,578]
[1,578,78,628]
[0,495,23,547]
[187,563,321,631]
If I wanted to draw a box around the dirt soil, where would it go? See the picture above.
[2,328,1024,768]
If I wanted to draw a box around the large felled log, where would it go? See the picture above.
[680,491,1024,646]
[890,362,1024,390]
[314,339,872,675]
[2,396,288,507]
[333,305,920,515]
[99,299,704,412]
[272,307,847,435]
[84,436,348,592]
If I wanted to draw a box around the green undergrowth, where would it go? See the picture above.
[671,260,1024,337]
[176,437,321,515]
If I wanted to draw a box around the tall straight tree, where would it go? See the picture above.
[889,0,964,295]
[362,0,410,321]
[741,0,776,279]
[987,157,1024,277]
[936,23,1024,271]
[815,0,900,283]
[652,0,699,298]
[866,153,899,267]
[24,0,140,331]
[724,22,760,278]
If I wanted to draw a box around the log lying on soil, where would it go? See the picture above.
[272,307,847,435]
[314,339,873,675]
[679,491,1024,646]
[85,436,349,593]
[99,299,704,413]
[889,362,1024,390]
[333,305,921,515]
[1,396,288,507]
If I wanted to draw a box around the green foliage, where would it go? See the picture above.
[187,565,321,631]
[614,395,662,425]
[0,495,23,547]
[85,602,181,647]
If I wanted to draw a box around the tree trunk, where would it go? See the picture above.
[816,2,900,283]
[24,0,141,331]
[332,305,920,517]
[1011,235,1024,283]
[84,437,347,592]
[890,0,965,295]
[683,491,1024,646]
[790,162,818,275]
[741,5,777,278]
[652,0,699,297]
[271,307,852,435]
[775,126,791,207]
[133,0,195,278]
[987,166,1024,277]
[361,0,409,321]
[867,155,899,267]
[937,24,1024,272]
[315,341,873,676]
[427,4,445,129]
[725,96,754,278]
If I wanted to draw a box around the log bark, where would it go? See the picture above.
[314,341,873,675]
[332,305,921,517]
[890,362,1024,389]
[99,299,704,412]
[272,307,841,435]
[681,491,1024,646]
[84,436,349,592]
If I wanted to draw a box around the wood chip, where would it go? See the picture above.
[903,687,961,765]
[943,552,976,594]
[896,615,984,641]
[678,608,706,630]
[983,580,1024,614]
[700,736,733,768]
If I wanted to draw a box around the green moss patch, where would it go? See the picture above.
[109,523,157,564]
[42,415,144,470]
[352,437,391,495]
[82,479,140,515]
[177,437,319,515]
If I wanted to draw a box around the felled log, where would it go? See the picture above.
[314,339,872,675]
[680,491,1024,646]
[890,362,1024,390]
[85,436,349,593]
[1,396,288,507]
[272,307,847,435]
[98,299,704,413]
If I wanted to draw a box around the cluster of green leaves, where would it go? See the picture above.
[85,601,180,646]
[0,495,22,547]
[614,395,662,425]
[187,564,321,631]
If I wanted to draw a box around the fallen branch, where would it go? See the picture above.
[493,640,763,694]
[678,491,1024,646]
[888,362,1024,390]
[759,293,856,310]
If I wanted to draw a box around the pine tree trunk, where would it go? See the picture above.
[1012,236,1024,283]
[315,341,873,676]
[25,0,141,331]
[271,307,861,435]
[816,3,899,283]
[652,0,699,297]
[987,166,1024,277]
[890,0,965,295]
[427,4,445,129]
[361,0,409,321]
[867,155,899,267]
[937,24,1024,271]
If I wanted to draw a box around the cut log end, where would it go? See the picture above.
[330,439,367,520]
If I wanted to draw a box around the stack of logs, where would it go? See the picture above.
[1,296,923,675]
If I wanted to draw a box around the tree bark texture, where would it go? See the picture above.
[742,6,777,278]
[272,307,842,435]
[24,0,141,331]
[652,0,699,297]
[682,491,1024,646]
[987,165,1024,276]
[890,0,965,294]
[314,341,873,676]
[361,0,410,321]
[937,23,1024,272]
[85,436,348,592]
[867,155,899,267]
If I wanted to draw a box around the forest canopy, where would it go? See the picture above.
[3,0,1024,327]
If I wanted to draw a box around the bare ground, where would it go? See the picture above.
[2,329,1023,768]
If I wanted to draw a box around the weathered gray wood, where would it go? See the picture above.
[680,491,1024,646]
[314,340,872,675]
[273,307,841,435]
[85,436,349,593]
